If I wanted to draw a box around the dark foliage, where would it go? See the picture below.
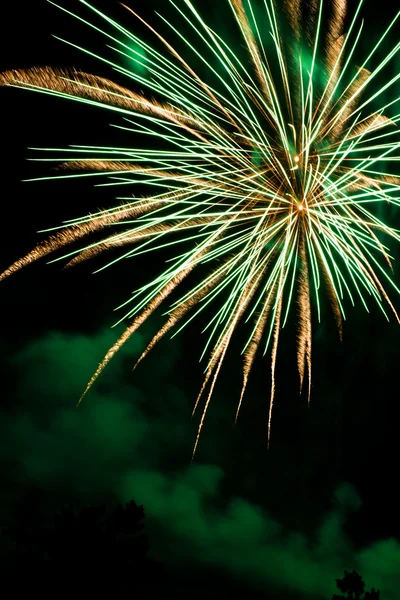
[0,499,163,591]
[332,570,380,600]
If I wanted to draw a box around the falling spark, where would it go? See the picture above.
[1,0,400,456]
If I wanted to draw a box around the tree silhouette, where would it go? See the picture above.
[1,499,163,590]
[332,570,380,600]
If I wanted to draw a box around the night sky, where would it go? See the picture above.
[0,1,399,598]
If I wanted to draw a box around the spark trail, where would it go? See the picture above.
[1,0,400,455]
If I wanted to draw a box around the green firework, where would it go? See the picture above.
[1,0,399,455]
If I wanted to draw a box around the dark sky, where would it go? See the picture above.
[0,1,399,598]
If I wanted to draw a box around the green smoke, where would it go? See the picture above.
[1,327,399,598]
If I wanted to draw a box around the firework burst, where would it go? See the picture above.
[1,0,400,455]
